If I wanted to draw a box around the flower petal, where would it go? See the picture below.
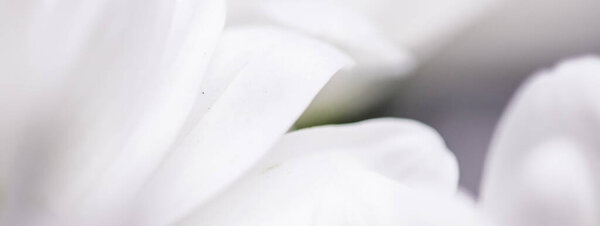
[261,118,458,194]
[131,26,352,226]
[177,119,481,226]
[229,0,498,59]
[0,0,225,224]
[480,56,600,226]
[261,0,414,76]
[256,0,415,121]
[227,0,497,124]
[333,0,499,58]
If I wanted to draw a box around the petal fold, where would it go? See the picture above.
[177,119,481,226]
[227,0,498,124]
[259,118,458,194]
[131,26,352,226]
[228,0,499,59]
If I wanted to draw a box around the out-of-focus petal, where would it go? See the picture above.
[227,0,498,125]
[131,26,352,226]
[0,0,225,225]
[334,0,499,59]
[480,56,600,226]
[229,0,414,76]
[493,140,595,226]
[228,0,415,122]
[230,0,414,122]
[229,0,498,59]
[259,0,414,77]
[177,119,484,226]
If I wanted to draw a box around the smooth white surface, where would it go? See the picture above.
[480,57,600,226]
[0,2,352,225]
[179,119,487,226]
[132,26,352,226]
[227,0,499,122]
[1,0,225,225]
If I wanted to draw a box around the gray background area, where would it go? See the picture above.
[382,0,600,195]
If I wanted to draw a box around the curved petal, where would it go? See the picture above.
[226,1,415,124]
[260,118,458,194]
[1,0,225,225]
[260,0,414,76]
[480,56,600,226]
[130,26,352,226]
[177,119,482,226]
[227,0,498,124]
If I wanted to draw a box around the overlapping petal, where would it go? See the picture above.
[250,0,416,124]
[1,0,225,225]
[228,0,499,59]
[255,118,459,194]
[175,119,475,226]
[0,1,528,226]
[131,26,352,226]
[227,0,499,125]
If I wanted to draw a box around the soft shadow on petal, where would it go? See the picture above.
[227,0,415,124]
[131,26,352,226]
[334,0,500,59]
[258,0,415,122]
[229,0,499,59]
[227,0,498,125]
[258,118,458,194]
[260,0,414,77]
[480,56,600,226]
[177,119,485,226]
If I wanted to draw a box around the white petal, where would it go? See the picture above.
[177,119,483,226]
[260,0,414,77]
[226,0,415,123]
[480,56,600,226]
[131,26,352,226]
[257,0,415,121]
[226,0,497,123]
[0,0,225,224]
[261,118,458,194]
[229,0,498,59]
[336,0,499,58]
[494,140,595,226]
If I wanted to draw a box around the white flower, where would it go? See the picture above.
[0,1,463,226]
[479,56,600,226]
[227,0,501,124]
[5,1,593,226]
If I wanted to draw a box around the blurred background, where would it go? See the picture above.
[385,0,600,195]
[306,0,600,195]
[233,0,600,196]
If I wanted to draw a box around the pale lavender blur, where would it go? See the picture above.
[387,0,600,195]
